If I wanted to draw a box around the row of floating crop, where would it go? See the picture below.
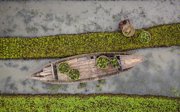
[0,94,179,112]
[0,23,180,59]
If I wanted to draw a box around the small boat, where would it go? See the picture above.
[119,19,135,37]
[31,52,143,84]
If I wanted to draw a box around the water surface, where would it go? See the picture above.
[0,47,179,97]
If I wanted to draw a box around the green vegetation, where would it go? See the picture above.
[0,24,180,59]
[138,30,151,43]
[96,56,120,69]
[96,56,110,69]
[68,69,80,80]
[110,57,119,68]
[0,95,179,112]
[58,62,70,73]
[58,62,80,80]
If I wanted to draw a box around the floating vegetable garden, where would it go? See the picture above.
[0,24,180,59]
[96,56,110,69]
[0,94,179,112]
[138,30,151,43]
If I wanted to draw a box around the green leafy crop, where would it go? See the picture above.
[0,23,180,59]
[58,62,70,73]
[138,30,151,43]
[58,62,80,80]
[110,57,119,68]
[96,56,110,69]
[0,94,179,112]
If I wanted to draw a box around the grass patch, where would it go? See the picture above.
[0,23,180,59]
[0,94,179,112]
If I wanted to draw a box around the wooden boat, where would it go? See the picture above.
[31,52,143,84]
[119,19,135,37]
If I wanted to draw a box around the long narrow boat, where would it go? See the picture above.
[31,52,143,84]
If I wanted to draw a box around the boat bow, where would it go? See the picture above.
[120,55,143,70]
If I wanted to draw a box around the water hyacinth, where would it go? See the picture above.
[138,30,151,43]
[0,24,180,59]
[0,95,179,112]
[110,57,119,68]
[96,56,110,69]
[58,62,70,73]
[67,69,80,80]
[58,62,80,80]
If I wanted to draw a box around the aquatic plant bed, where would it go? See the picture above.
[0,23,180,59]
[0,94,179,112]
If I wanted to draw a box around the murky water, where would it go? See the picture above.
[0,47,180,97]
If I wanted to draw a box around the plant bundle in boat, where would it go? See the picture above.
[31,52,143,84]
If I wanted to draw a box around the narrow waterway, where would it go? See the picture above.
[0,1,180,97]
[0,47,179,97]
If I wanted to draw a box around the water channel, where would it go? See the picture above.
[0,47,179,97]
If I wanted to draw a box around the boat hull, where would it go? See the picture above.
[31,52,143,84]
